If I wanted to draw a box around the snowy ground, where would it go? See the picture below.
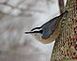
[0,0,62,61]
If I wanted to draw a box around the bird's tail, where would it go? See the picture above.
[59,10,68,17]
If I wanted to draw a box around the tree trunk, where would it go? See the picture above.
[51,0,77,61]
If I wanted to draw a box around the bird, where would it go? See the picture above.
[25,10,68,41]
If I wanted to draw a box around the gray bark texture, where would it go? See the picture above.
[51,0,77,61]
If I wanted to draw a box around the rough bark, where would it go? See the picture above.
[51,0,77,61]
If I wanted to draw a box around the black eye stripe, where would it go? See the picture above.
[25,10,68,39]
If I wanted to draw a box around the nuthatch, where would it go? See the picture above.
[25,10,68,42]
